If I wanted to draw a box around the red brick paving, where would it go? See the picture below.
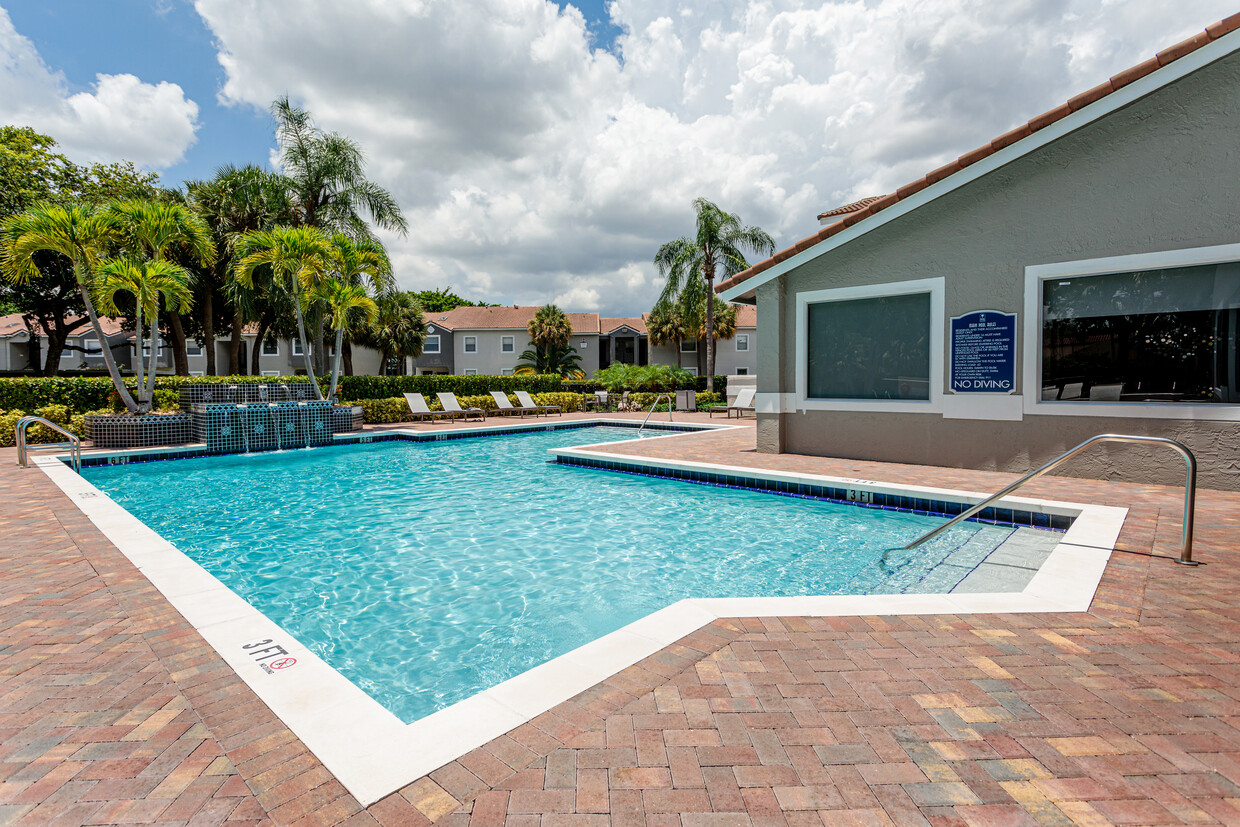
[5,419,1240,826]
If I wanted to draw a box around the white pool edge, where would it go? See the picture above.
[35,430,1126,807]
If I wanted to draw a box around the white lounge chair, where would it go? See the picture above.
[436,392,486,422]
[515,390,560,416]
[709,387,755,418]
[490,391,533,417]
[402,392,441,421]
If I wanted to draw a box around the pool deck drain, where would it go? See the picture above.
[4,413,1240,826]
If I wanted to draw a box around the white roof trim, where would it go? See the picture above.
[720,31,1240,302]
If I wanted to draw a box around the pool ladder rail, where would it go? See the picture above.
[15,415,82,474]
[900,433,1198,565]
[637,394,672,436]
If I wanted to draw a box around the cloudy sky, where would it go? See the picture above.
[1,0,1234,315]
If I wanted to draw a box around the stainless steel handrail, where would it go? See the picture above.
[638,394,673,435]
[901,434,1198,565]
[16,415,82,474]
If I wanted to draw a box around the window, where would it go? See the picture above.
[261,370,279,377]
[796,278,944,412]
[736,367,749,375]
[464,336,477,353]
[424,335,440,354]
[735,334,749,352]
[1035,254,1240,407]
[502,368,513,376]
[189,370,205,377]
[680,339,697,353]
[185,340,203,356]
[292,338,304,356]
[579,339,587,349]
[464,368,477,375]
[83,337,101,354]
[262,338,279,356]
[501,335,514,353]
[684,367,698,376]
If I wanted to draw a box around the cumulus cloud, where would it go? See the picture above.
[0,7,199,169]
[193,0,1234,315]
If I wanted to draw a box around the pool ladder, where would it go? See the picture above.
[899,434,1198,565]
[16,415,82,474]
[637,394,672,436]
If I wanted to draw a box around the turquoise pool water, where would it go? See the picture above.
[85,426,1025,723]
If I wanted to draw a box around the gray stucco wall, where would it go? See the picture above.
[762,48,1240,490]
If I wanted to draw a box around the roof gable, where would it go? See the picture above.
[719,15,1240,301]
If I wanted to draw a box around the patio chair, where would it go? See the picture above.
[709,387,756,418]
[515,390,560,417]
[490,391,534,417]
[403,392,442,421]
[436,392,486,422]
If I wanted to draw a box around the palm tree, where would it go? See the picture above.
[234,226,332,398]
[647,302,690,368]
[271,97,407,237]
[317,280,378,401]
[322,233,391,397]
[655,198,774,390]
[93,258,192,411]
[105,199,215,375]
[354,291,427,375]
[186,165,293,375]
[514,343,584,378]
[528,304,573,351]
[0,204,140,412]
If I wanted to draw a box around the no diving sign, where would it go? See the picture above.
[950,310,1017,394]
[242,638,298,674]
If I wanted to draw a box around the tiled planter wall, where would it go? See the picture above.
[332,406,363,433]
[84,413,193,449]
[190,401,334,453]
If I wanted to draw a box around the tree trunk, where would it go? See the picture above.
[77,279,139,413]
[293,301,323,400]
[133,304,146,410]
[167,311,190,376]
[328,327,345,401]
[229,307,244,375]
[42,330,66,376]
[145,315,160,410]
[378,350,389,376]
[704,274,716,392]
[342,340,353,376]
[313,317,326,376]
[250,318,270,376]
[203,285,216,376]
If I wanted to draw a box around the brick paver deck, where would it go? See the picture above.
[4,416,1240,826]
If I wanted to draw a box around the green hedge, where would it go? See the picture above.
[336,374,562,401]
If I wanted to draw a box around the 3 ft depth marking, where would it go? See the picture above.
[242,638,297,674]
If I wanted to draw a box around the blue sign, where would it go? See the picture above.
[951,310,1017,393]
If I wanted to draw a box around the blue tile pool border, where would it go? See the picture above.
[551,453,1073,532]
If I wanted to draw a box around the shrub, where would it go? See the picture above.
[335,374,563,401]
[532,392,583,413]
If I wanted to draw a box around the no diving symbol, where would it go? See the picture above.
[242,638,298,675]
[269,657,297,670]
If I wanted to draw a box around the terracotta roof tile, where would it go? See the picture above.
[431,306,600,335]
[716,17,1237,297]
[601,317,647,335]
[0,313,126,338]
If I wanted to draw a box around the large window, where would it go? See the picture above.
[464,336,477,353]
[1041,262,1240,404]
[424,335,440,354]
[501,335,514,353]
[262,338,279,356]
[806,293,932,400]
[735,334,749,352]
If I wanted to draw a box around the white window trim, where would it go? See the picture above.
[82,337,102,354]
[795,277,944,414]
[684,367,698,376]
[680,340,698,353]
[292,338,304,356]
[262,339,280,356]
[500,335,515,353]
[735,367,750,375]
[501,368,514,376]
[424,335,441,354]
[185,341,203,356]
[261,370,279,377]
[464,368,477,375]
[188,370,205,377]
[1023,242,1240,422]
[464,335,477,354]
[735,334,749,352]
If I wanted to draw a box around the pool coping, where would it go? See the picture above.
[34,421,1126,807]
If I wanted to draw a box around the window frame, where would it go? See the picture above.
[424,335,441,354]
[795,277,944,413]
[262,338,280,356]
[500,335,515,354]
[501,368,514,376]
[735,334,749,352]
[292,338,304,356]
[735,366,749,376]
[464,335,477,354]
[82,336,102,354]
[1023,242,1240,421]
[464,368,477,376]
[185,340,204,357]
[680,339,697,353]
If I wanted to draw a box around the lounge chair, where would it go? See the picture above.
[710,387,756,418]
[403,392,441,421]
[490,391,534,417]
[515,390,560,417]
[436,392,486,422]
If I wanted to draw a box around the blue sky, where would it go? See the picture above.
[4,0,623,188]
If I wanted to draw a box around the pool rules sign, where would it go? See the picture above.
[950,310,1017,393]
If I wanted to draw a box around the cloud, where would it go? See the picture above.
[193,0,1234,315]
[0,7,199,169]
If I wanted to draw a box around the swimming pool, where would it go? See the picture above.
[83,425,1055,724]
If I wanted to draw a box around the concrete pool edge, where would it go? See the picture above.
[34,433,1126,807]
